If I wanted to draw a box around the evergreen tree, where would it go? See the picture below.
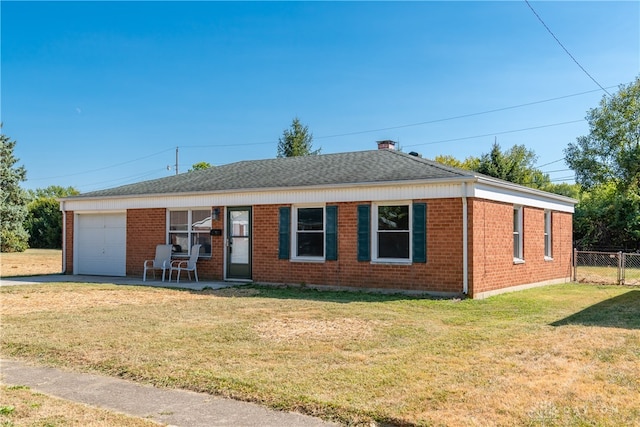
[476,142,551,189]
[276,117,320,158]
[0,131,29,252]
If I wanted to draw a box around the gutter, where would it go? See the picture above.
[462,183,469,296]
[60,201,66,274]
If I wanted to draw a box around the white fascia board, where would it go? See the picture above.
[472,180,575,213]
[59,180,470,211]
[476,176,577,204]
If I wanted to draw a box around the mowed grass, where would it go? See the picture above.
[1,283,639,426]
[0,249,62,277]
[0,385,162,427]
[577,265,640,285]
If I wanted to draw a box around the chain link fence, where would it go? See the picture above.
[622,253,640,286]
[574,250,640,285]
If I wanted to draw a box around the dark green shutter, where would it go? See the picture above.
[357,204,371,261]
[278,207,290,260]
[325,205,338,261]
[413,203,427,263]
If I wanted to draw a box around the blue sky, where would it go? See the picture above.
[2,1,638,193]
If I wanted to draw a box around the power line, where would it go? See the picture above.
[524,0,611,96]
[403,119,584,147]
[542,168,572,174]
[315,88,611,140]
[28,148,175,181]
[182,87,612,149]
[535,158,565,168]
[77,168,168,192]
[549,176,575,182]
[30,86,607,182]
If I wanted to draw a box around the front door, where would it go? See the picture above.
[227,207,252,280]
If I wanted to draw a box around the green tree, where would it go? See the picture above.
[476,142,551,189]
[565,77,640,193]
[434,154,480,171]
[188,162,212,172]
[0,131,29,252]
[25,198,62,248]
[276,117,320,158]
[435,145,580,199]
[573,183,640,250]
[565,77,640,250]
[25,185,79,249]
[27,185,79,200]
[540,182,580,199]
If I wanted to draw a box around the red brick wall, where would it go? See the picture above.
[65,197,574,296]
[468,199,573,297]
[252,200,465,294]
[126,208,167,276]
[64,211,74,274]
[125,207,225,280]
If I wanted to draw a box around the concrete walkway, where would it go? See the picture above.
[0,274,236,291]
[1,359,339,427]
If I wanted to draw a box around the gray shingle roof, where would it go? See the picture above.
[74,149,476,198]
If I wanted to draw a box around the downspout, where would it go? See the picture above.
[61,201,66,274]
[462,183,468,296]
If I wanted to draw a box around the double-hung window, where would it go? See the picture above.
[293,206,324,260]
[373,203,411,262]
[513,206,524,262]
[544,210,552,259]
[168,209,212,257]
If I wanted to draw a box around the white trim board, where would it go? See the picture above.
[61,181,575,213]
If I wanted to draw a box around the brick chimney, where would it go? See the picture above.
[377,140,396,150]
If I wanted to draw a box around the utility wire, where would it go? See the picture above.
[403,119,584,147]
[183,87,612,150]
[535,158,565,168]
[29,148,175,181]
[77,169,168,192]
[32,86,606,180]
[541,168,572,173]
[315,88,610,140]
[524,0,611,96]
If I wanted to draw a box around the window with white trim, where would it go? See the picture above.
[373,203,411,262]
[513,206,523,262]
[544,210,552,259]
[168,209,212,257]
[292,206,325,259]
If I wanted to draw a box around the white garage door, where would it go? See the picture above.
[76,213,126,276]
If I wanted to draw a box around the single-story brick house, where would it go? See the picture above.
[59,141,576,299]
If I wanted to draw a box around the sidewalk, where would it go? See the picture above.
[0,274,235,291]
[1,359,339,427]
